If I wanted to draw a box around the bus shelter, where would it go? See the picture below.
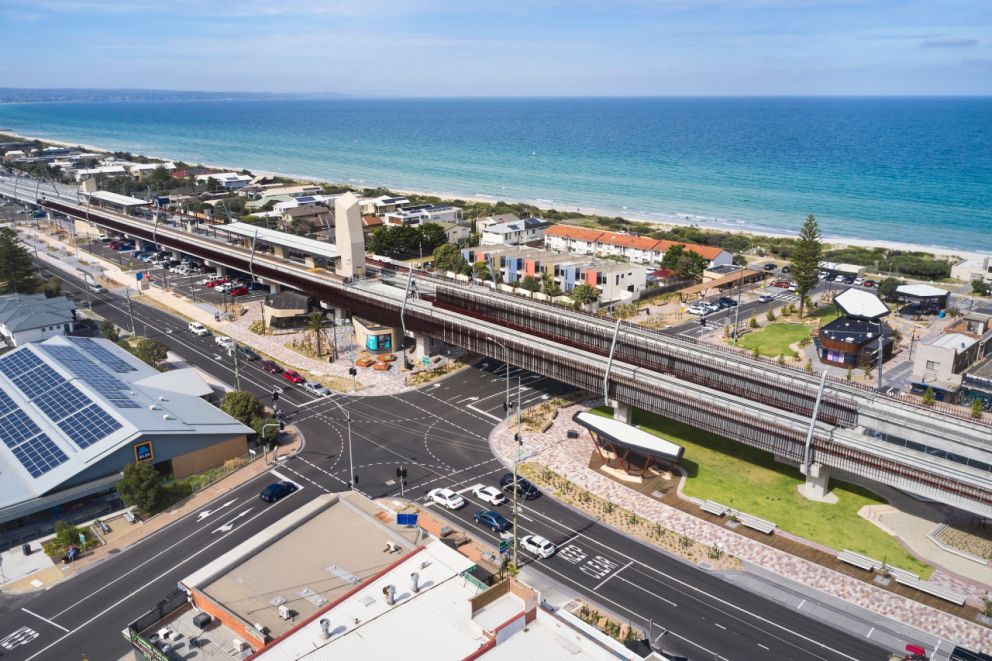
[572,411,684,477]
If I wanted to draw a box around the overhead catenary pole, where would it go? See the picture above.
[603,319,622,406]
[399,267,414,370]
[732,268,744,346]
[802,370,829,476]
[876,319,885,392]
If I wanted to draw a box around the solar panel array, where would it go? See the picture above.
[69,337,137,374]
[0,345,130,478]
[39,345,139,409]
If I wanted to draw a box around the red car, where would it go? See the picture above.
[282,370,304,384]
[771,280,789,288]
[260,360,283,374]
[205,277,230,288]
[109,241,122,249]
[228,286,250,296]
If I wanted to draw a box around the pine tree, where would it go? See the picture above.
[0,226,41,294]
[791,214,823,318]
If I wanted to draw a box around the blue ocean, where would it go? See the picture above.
[0,97,989,253]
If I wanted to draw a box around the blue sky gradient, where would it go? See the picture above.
[1,0,989,95]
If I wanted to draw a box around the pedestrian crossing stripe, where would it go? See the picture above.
[0,626,39,650]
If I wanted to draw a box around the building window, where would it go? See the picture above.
[925,360,940,371]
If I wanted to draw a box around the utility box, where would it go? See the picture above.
[192,612,212,629]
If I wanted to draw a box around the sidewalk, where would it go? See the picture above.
[489,403,992,652]
[0,430,302,594]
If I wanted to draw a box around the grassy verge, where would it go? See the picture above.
[590,406,931,577]
[738,323,810,357]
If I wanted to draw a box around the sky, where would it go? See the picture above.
[0,0,989,96]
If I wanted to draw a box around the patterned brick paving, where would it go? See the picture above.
[491,402,992,650]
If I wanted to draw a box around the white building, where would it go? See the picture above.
[383,204,463,226]
[73,165,127,182]
[128,162,175,179]
[195,172,253,190]
[0,294,76,348]
[480,217,550,246]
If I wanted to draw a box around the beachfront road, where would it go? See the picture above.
[0,259,895,661]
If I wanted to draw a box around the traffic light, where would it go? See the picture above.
[700,318,707,327]
[353,474,359,486]
[348,367,357,377]
[279,420,285,431]
[272,389,279,402]
[396,467,408,479]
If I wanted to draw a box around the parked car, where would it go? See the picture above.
[205,277,230,288]
[686,303,709,316]
[474,510,511,533]
[282,370,305,384]
[260,360,283,374]
[428,488,466,510]
[188,322,209,337]
[863,280,876,288]
[854,277,864,286]
[781,265,791,274]
[842,276,855,284]
[228,286,250,297]
[763,263,776,271]
[787,282,798,292]
[473,485,507,506]
[702,302,720,313]
[214,336,234,349]
[235,344,259,361]
[771,280,789,288]
[520,534,556,559]
[499,473,540,499]
[97,234,111,242]
[259,481,297,503]
[303,381,332,397]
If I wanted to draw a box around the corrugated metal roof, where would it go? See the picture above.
[220,221,338,259]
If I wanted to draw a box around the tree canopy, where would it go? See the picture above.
[791,214,823,317]
[570,283,600,309]
[221,390,264,427]
[432,243,467,274]
[660,244,707,279]
[117,461,163,518]
[368,223,449,259]
[132,338,169,367]
[0,226,41,294]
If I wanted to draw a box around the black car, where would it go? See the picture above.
[236,344,260,361]
[260,481,297,502]
[474,510,511,533]
[843,276,855,284]
[780,265,791,274]
[500,473,540,499]
[762,263,776,271]
[716,297,737,309]
[260,360,283,374]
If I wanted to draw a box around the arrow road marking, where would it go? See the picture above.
[197,498,237,521]
[213,508,254,534]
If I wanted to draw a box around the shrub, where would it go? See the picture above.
[922,387,935,406]
[972,399,984,420]
[749,317,759,329]
[766,309,776,322]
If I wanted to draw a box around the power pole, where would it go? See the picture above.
[123,286,136,335]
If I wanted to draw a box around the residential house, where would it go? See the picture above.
[911,312,992,401]
[280,205,332,233]
[194,172,253,190]
[128,162,176,180]
[543,224,733,268]
[0,293,77,348]
[359,195,410,215]
[478,213,520,231]
[543,225,605,256]
[434,221,470,245]
[383,204,463,226]
[480,217,550,246]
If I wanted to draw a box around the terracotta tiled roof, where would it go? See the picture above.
[597,232,663,251]
[545,225,605,242]
[657,240,727,261]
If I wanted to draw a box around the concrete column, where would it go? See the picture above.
[304,255,316,268]
[799,463,837,503]
[610,400,633,424]
[273,246,287,258]
[413,333,433,363]
[268,283,280,294]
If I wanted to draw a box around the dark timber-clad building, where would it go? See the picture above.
[815,288,893,368]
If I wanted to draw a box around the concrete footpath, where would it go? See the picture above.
[489,402,992,653]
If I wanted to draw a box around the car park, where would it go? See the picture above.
[188,322,209,336]
[205,277,230,288]
[214,336,234,349]
[500,473,540,499]
[474,510,511,533]
[259,481,297,503]
[428,488,466,510]
[473,485,507,506]
[520,534,556,559]
[260,360,283,374]
[303,381,332,397]
[282,370,305,384]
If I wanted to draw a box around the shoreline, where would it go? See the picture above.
[3,129,985,264]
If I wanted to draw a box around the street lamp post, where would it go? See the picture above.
[732,268,744,346]
[874,319,885,391]
[329,397,355,490]
[486,336,511,416]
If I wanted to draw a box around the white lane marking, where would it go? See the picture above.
[0,626,39,650]
[594,561,632,591]
[24,495,297,661]
[197,498,237,522]
[516,503,862,661]
[466,404,502,422]
[20,609,69,633]
[797,599,806,610]
[457,483,482,495]
[758,643,770,650]
[866,627,874,639]
[715,623,727,630]
[212,507,256,534]
[456,396,480,404]
[615,575,677,607]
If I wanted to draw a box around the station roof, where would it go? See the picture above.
[86,190,148,207]
[834,288,890,319]
[0,337,251,513]
[219,221,338,260]
[896,284,950,299]
[573,411,684,460]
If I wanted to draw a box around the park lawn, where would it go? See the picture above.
[737,323,810,357]
[590,406,931,577]
[810,303,840,324]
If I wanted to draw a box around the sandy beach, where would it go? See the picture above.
[3,129,986,264]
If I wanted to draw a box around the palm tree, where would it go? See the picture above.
[570,283,600,311]
[304,311,329,358]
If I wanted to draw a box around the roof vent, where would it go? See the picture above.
[148,404,159,411]
[162,414,173,420]
[158,396,167,402]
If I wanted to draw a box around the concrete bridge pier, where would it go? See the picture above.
[413,332,433,363]
[799,462,837,503]
[610,401,633,424]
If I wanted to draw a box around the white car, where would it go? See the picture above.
[473,485,507,506]
[428,488,466,510]
[686,303,709,316]
[188,322,209,337]
[214,335,234,348]
[303,381,332,397]
[520,534,556,559]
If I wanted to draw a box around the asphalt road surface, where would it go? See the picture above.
[0,260,893,661]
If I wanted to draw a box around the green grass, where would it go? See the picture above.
[591,406,931,577]
[809,303,841,324]
[737,323,810,357]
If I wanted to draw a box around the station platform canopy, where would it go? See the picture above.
[572,410,684,477]
[219,221,338,260]
[85,190,149,208]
